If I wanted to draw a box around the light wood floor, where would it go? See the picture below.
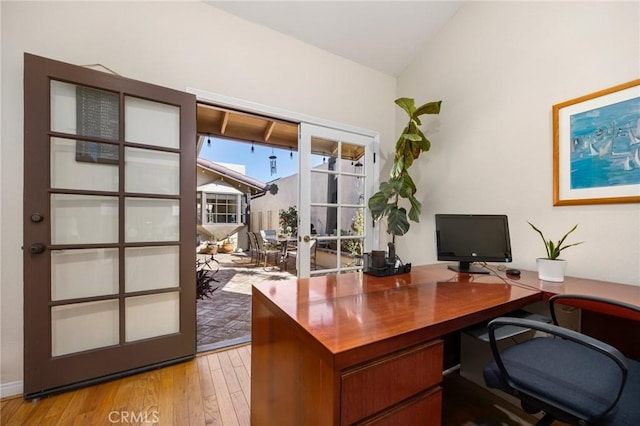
[2,344,547,426]
[1,345,251,426]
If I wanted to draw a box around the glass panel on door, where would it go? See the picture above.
[50,80,119,139]
[51,137,119,191]
[50,194,119,245]
[125,246,180,292]
[125,292,180,342]
[125,198,180,242]
[124,96,180,149]
[51,300,119,357]
[51,248,119,301]
[124,147,180,195]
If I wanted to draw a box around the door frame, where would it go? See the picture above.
[188,87,381,270]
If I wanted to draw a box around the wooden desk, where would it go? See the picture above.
[251,264,639,425]
[251,264,543,425]
[511,268,639,306]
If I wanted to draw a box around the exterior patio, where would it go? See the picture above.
[196,251,296,352]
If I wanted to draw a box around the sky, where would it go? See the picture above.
[199,137,325,183]
[199,137,299,183]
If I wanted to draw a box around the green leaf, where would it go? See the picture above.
[556,223,579,250]
[395,126,410,151]
[367,192,390,220]
[395,98,416,116]
[420,136,431,152]
[381,178,403,196]
[402,173,416,196]
[402,133,422,141]
[379,181,397,197]
[414,101,442,117]
[391,157,404,178]
[388,206,410,236]
[557,242,584,254]
[547,241,557,259]
[408,195,422,222]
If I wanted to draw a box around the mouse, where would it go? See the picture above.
[506,268,521,276]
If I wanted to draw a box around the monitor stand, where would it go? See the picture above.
[448,261,490,275]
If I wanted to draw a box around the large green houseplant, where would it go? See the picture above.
[368,97,442,245]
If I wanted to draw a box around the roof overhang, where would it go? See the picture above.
[197,157,269,195]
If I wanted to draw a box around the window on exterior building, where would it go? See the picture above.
[205,193,238,224]
[196,193,202,224]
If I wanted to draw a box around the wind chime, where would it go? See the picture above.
[269,148,277,175]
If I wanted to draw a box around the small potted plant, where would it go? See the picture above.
[528,222,583,282]
[220,237,234,253]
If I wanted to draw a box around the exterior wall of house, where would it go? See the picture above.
[0,1,396,394]
[395,1,640,286]
[251,161,364,237]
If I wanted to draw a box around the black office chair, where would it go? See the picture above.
[483,294,640,425]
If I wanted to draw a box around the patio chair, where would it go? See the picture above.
[252,231,280,268]
[246,231,258,265]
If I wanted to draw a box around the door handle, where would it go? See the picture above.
[302,235,317,243]
[29,243,46,254]
[30,213,44,223]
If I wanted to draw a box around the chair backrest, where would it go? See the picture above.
[253,232,265,250]
[247,231,257,250]
[260,229,277,242]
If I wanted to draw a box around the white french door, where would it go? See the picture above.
[297,123,376,278]
[23,54,197,398]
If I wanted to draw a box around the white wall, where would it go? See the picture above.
[396,1,640,286]
[0,1,396,394]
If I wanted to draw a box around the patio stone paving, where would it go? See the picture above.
[196,252,295,351]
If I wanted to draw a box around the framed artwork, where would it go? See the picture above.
[553,79,640,205]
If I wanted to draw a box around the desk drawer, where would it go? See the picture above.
[341,340,443,425]
[358,388,442,426]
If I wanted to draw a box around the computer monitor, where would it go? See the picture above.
[435,214,512,274]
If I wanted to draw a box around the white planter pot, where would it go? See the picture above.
[536,258,567,282]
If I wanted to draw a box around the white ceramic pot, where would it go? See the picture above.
[536,258,567,282]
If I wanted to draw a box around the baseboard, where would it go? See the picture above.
[0,380,23,399]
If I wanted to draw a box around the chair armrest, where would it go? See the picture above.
[487,317,629,421]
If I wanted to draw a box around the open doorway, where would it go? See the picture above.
[193,103,375,352]
[195,104,300,352]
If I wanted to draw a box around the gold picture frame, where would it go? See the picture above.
[553,79,640,205]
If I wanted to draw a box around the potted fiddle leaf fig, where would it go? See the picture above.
[368,97,442,250]
[528,222,583,282]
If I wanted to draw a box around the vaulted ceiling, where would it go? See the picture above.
[207,1,464,77]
